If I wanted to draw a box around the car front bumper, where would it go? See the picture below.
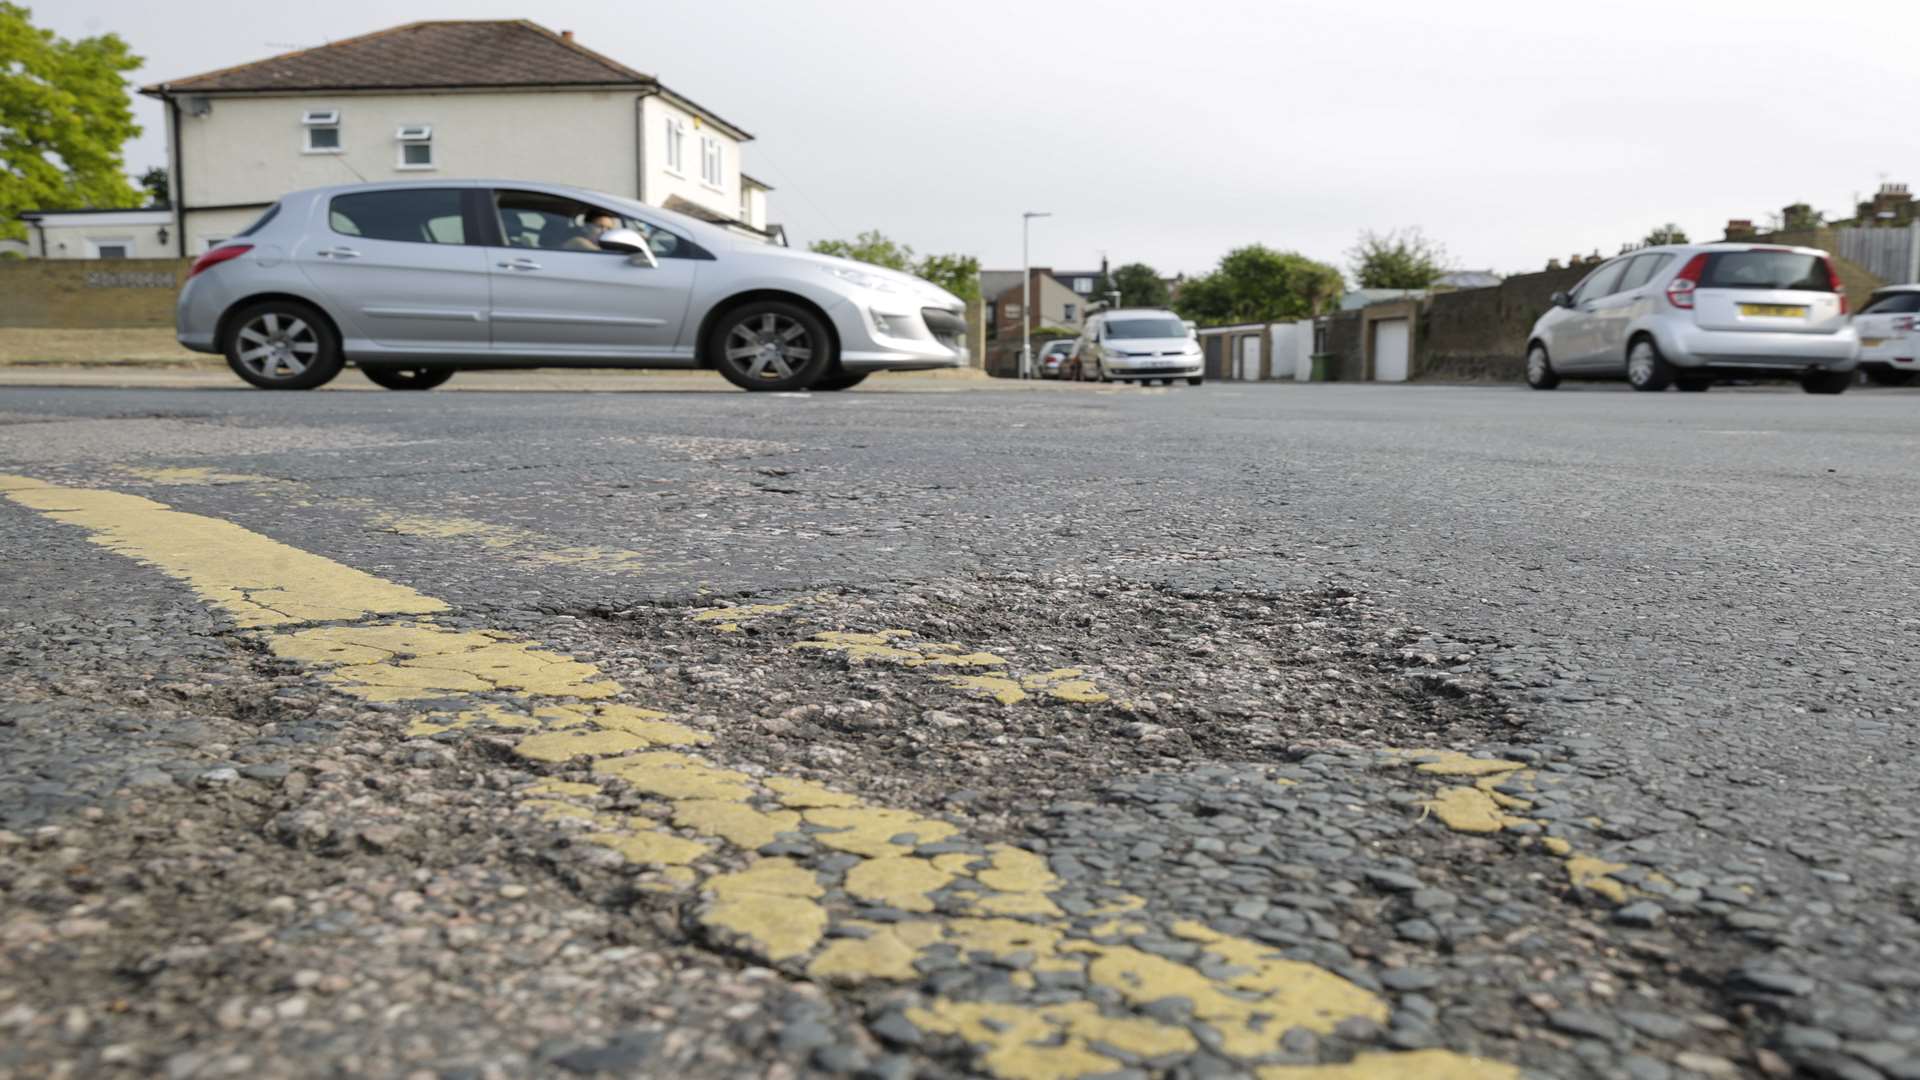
[836,303,969,372]
[1661,326,1857,371]
[1108,359,1202,378]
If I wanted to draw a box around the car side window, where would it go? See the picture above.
[1618,253,1674,292]
[328,189,468,244]
[493,189,696,259]
[1861,292,1920,314]
[1572,260,1628,303]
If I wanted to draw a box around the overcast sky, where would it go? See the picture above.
[47,0,1920,279]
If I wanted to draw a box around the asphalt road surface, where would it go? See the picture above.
[2,379,1916,1080]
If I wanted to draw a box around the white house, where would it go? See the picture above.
[136,19,774,257]
[18,208,174,259]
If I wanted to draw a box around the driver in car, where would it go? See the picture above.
[564,212,621,251]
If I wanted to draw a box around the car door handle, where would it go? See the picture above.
[316,247,360,259]
[497,258,542,271]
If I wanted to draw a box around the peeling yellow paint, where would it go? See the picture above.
[1258,1049,1522,1080]
[536,702,707,745]
[933,672,1029,705]
[844,856,956,913]
[672,800,801,850]
[765,777,861,808]
[1541,836,1572,856]
[701,859,828,962]
[1423,785,1524,834]
[272,623,619,702]
[693,602,793,623]
[1566,855,1630,904]
[904,651,1008,668]
[120,466,275,486]
[1475,770,1534,811]
[594,752,757,802]
[581,827,710,866]
[967,845,1064,917]
[373,511,650,571]
[911,1000,1197,1080]
[807,920,946,982]
[514,728,653,763]
[1384,749,1523,777]
[803,805,959,856]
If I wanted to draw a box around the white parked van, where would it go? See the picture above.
[1075,309,1204,385]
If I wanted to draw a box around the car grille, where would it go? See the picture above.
[921,307,967,350]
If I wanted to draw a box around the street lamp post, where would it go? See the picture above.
[1021,211,1051,379]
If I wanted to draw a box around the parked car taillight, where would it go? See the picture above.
[1825,258,1848,314]
[1895,316,1915,332]
[1666,253,1708,309]
[188,244,253,279]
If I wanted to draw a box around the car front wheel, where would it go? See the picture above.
[1525,344,1560,390]
[1186,376,1203,386]
[224,301,344,390]
[362,365,455,391]
[1866,367,1915,387]
[710,301,834,392]
[1626,339,1674,392]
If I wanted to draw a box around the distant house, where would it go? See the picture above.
[18,208,174,260]
[980,267,1093,373]
[129,19,774,257]
[1433,270,1503,290]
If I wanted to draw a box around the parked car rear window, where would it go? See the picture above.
[1860,291,1920,314]
[1702,252,1831,291]
[329,189,467,245]
[1105,318,1187,339]
[236,204,280,238]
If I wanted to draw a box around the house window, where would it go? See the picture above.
[90,239,132,259]
[1063,303,1076,322]
[302,109,341,153]
[395,125,434,169]
[739,190,751,223]
[665,118,686,174]
[701,137,723,188]
[1073,277,1093,294]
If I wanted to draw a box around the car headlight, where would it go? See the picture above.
[828,266,898,293]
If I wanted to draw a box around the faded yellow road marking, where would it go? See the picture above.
[1383,751,1634,904]
[797,630,1109,705]
[120,466,278,486]
[1,473,1510,1080]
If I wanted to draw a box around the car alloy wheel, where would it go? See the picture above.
[712,302,834,392]
[1626,339,1672,392]
[1526,345,1559,390]
[235,312,320,382]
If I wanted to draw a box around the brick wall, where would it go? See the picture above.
[1417,266,1587,381]
[0,259,188,328]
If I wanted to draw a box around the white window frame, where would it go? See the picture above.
[395,124,434,171]
[302,110,343,154]
[700,136,724,190]
[665,118,686,176]
[86,236,135,259]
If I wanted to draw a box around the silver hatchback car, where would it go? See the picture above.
[177,181,968,392]
[1525,243,1857,393]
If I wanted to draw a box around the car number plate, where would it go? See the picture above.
[1861,338,1887,347]
[1739,303,1807,318]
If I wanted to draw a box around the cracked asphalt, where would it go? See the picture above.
[2,380,1917,1080]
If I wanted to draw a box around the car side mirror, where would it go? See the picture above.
[596,228,657,267]
[1550,290,1574,309]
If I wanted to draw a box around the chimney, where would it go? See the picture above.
[1725,219,1757,240]
[561,29,575,41]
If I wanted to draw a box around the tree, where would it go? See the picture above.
[1110,262,1170,309]
[915,252,980,302]
[810,229,915,273]
[139,165,169,208]
[1174,245,1344,327]
[1349,227,1449,289]
[1642,223,1689,246]
[810,229,979,301]
[0,4,144,241]
[1780,203,1822,232]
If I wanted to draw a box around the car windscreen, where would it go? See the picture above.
[1701,252,1832,292]
[1105,318,1188,339]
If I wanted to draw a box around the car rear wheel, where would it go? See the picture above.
[224,301,344,391]
[1525,344,1560,390]
[362,365,454,391]
[1866,367,1915,387]
[1626,339,1673,392]
[1800,370,1852,395]
[711,301,834,392]
[812,371,869,392]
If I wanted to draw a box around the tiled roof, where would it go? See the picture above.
[144,20,652,94]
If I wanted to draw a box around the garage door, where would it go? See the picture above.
[1237,335,1263,381]
[1373,319,1409,382]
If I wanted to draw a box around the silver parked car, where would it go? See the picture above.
[176,181,968,392]
[1852,284,1920,386]
[1525,243,1857,394]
